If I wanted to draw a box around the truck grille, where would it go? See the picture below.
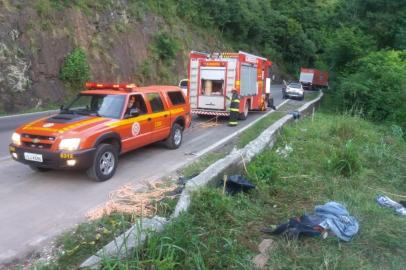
[21,133,55,149]
[23,142,52,149]
[22,134,56,141]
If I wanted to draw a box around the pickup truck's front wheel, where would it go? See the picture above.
[87,143,118,182]
[165,123,183,149]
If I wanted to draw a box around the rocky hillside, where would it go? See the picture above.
[0,0,228,113]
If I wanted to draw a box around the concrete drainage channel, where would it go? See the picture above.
[80,92,324,269]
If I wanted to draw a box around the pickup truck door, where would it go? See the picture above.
[117,94,154,152]
[146,92,171,141]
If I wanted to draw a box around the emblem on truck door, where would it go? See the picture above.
[132,122,140,136]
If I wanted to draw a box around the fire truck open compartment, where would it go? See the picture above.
[200,67,226,96]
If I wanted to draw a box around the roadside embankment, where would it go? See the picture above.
[79,93,323,269]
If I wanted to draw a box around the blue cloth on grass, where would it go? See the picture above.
[315,202,359,242]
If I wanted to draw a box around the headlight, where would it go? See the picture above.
[59,138,81,151]
[12,132,21,146]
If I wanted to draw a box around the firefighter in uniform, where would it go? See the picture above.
[228,89,240,126]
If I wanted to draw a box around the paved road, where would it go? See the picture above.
[0,85,284,266]
[0,111,57,159]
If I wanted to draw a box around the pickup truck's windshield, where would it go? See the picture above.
[63,94,125,119]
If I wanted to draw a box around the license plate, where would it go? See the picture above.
[24,152,43,163]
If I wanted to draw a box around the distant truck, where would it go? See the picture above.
[299,68,329,90]
[188,51,274,120]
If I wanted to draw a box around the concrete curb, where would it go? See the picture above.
[0,109,58,119]
[80,92,323,269]
[80,216,167,268]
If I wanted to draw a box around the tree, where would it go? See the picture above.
[337,50,406,129]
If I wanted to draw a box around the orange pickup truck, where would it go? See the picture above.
[9,83,191,181]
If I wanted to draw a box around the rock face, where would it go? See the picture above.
[0,0,223,113]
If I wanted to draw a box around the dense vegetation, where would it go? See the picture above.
[172,0,406,128]
[30,0,406,128]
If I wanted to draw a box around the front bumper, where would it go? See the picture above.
[286,92,304,97]
[285,92,304,98]
[9,144,96,170]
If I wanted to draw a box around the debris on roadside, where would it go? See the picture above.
[252,239,274,269]
[376,195,406,216]
[276,144,293,158]
[220,175,256,195]
[86,182,179,220]
[289,110,301,119]
[262,201,359,241]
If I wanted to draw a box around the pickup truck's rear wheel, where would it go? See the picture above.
[87,143,118,182]
[165,123,183,149]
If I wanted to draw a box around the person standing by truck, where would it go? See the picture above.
[228,89,240,126]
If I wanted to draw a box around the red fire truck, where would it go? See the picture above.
[187,51,273,120]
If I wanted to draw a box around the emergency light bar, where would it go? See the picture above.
[85,82,137,91]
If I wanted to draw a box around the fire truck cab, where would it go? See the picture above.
[188,51,273,119]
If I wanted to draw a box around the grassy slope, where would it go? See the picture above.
[101,111,405,269]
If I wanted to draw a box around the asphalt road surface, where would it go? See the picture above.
[0,85,284,266]
[0,110,57,159]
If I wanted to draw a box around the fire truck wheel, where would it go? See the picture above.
[87,143,118,182]
[239,102,249,120]
[29,165,51,172]
[165,123,183,149]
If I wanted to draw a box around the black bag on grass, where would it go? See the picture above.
[222,175,256,195]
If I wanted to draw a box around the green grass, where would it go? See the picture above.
[181,151,228,179]
[30,213,134,270]
[237,111,284,148]
[100,112,406,269]
[304,90,320,101]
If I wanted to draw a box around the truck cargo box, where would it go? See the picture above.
[300,68,328,90]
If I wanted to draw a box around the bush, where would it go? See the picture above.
[60,48,91,91]
[331,139,361,177]
[151,32,180,62]
[337,50,406,129]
